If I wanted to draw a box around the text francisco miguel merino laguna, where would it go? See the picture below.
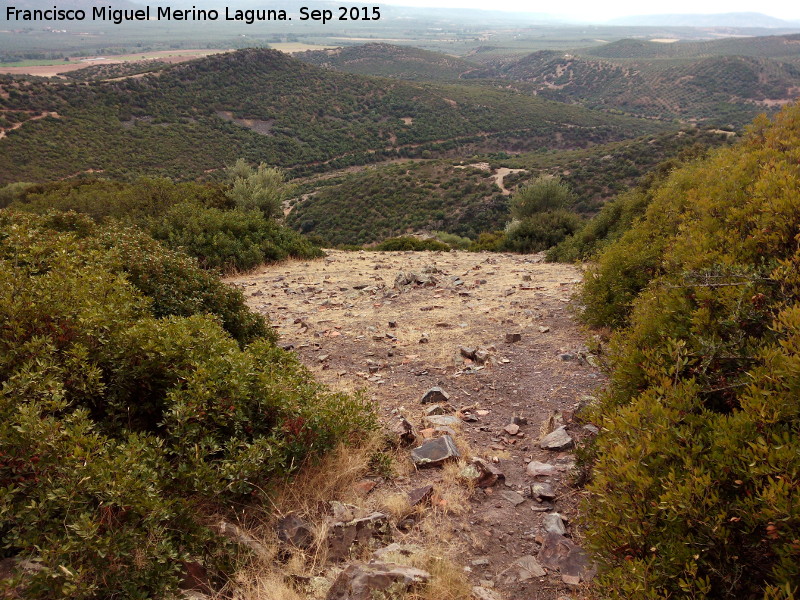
[4,5,372,24]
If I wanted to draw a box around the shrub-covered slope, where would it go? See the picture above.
[7,177,322,272]
[288,128,732,246]
[488,49,800,126]
[579,102,800,597]
[0,48,663,183]
[295,43,481,81]
[0,211,374,598]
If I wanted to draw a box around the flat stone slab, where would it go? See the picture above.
[424,415,461,427]
[421,386,449,404]
[539,426,574,451]
[499,489,526,506]
[515,555,546,580]
[543,513,566,535]
[326,561,430,600]
[526,460,558,477]
[410,435,460,467]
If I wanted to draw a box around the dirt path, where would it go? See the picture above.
[0,111,59,139]
[228,250,602,599]
[493,167,526,195]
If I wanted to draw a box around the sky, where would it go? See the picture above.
[379,0,800,23]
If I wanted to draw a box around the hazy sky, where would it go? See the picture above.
[380,0,800,23]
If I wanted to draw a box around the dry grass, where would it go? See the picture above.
[217,430,475,600]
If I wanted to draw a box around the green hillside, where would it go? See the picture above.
[287,127,732,245]
[295,43,482,81]
[0,48,664,184]
[488,49,800,126]
[583,33,800,59]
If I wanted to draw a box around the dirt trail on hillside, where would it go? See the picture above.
[228,250,603,600]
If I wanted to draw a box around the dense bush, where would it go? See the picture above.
[509,175,576,221]
[546,188,650,262]
[0,211,375,598]
[10,177,322,273]
[581,104,800,598]
[373,236,451,251]
[501,210,582,253]
[150,202,323,272]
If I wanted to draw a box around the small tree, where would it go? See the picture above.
[225,159,294,220]
[509,175,576,221]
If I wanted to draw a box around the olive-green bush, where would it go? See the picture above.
[149,202,323,272]
[373,236,451,251]
[0,211,375,599]
[10,177,323,274]
[501,210,582,254]
[581,104,800,598]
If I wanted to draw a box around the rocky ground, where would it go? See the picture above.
[227,249,604,600]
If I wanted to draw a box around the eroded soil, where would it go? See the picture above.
[228,249,603,600]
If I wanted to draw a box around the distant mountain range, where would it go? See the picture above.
[608,12,800,28]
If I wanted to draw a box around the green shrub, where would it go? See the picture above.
[150,202,323,272]
[433,231,473,250]
[0,211,376,598]
[509,175,576,221]
[546,188,650,262]
[9,178,323,274]
[373,236,451,251]
[501,210,582,253]
[471,230,506,251]
[581,105,800,598]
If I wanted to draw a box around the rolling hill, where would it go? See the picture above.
[286,127,733,245]
[0,48,666,183]
[483,41,800,126]
[295,43,481,81]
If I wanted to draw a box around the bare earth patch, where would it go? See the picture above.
[228,250,603,599]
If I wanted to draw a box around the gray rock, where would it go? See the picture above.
[538,532,596,585]
[515,555,546,580]
[539,426,574,451]
[505,333,522,343]
[425,404,452,416]
[499,490,526,506]
[421,386,449,404]
[372,543,423,560]
[276,513,314,549]
[583,424,600,435]
[526,460,557,477]
[472,586,503,600]
[558,353,576,361]
[474,349,491,364]
[407,485,434,506]
[530,482,556,501]
[543,513,566,535]
[424,415,461,427]
[410,435,460,467]
[470,457,505,488]
[328,513,391,561]
[504,423,520,436]
[391,418,416,446]
[326,561,430,600]
[471,558,490,567]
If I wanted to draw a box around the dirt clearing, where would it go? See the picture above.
[228,250,603,599]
